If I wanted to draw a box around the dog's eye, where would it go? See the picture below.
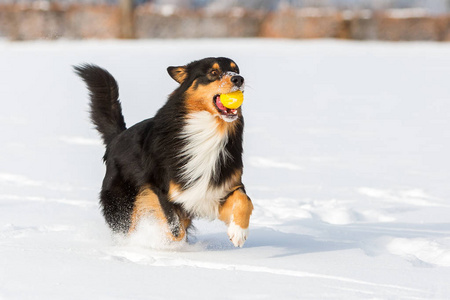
[207,69,220,81]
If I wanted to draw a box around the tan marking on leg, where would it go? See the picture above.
[169,220,187,242]
[218,196,233,226]
[129,186,188,242]
[219,188,253,229]
[170,208,191,242]
[168,181,182,201]
[176,208,192,234]
[129,186,166,233]
[168,182,192,241]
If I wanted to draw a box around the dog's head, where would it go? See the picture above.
[168,57,244,123]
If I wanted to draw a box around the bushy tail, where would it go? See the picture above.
[74,64,126,145]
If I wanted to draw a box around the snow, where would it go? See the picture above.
[1,39,450,299]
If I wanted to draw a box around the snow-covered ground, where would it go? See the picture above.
[1,39,450,299]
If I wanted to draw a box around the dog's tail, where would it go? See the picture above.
[74,64,126,145]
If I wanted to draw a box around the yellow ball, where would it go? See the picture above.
[220,91,244,109]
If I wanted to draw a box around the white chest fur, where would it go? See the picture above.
[171,112,231,219]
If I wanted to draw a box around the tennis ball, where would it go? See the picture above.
[220,91,244,109]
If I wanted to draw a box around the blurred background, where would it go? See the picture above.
[2,0,450,41]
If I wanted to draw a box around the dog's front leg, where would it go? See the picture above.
[219,188,253,247]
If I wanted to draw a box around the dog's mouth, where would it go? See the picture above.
[213,94,238,122]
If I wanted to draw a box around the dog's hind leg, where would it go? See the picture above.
[218,188,253,247]
[129,186,190,242]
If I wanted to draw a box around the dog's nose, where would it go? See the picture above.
[231,75,244,87]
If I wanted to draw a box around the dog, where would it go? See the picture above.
[74,57,253,247]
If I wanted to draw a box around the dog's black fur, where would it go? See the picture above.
[74,58,249,242]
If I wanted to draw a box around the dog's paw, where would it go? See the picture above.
[227,221,249,248]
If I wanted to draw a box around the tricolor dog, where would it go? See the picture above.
[74,57,253,247]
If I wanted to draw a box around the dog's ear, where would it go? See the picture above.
[167,66,188,84]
